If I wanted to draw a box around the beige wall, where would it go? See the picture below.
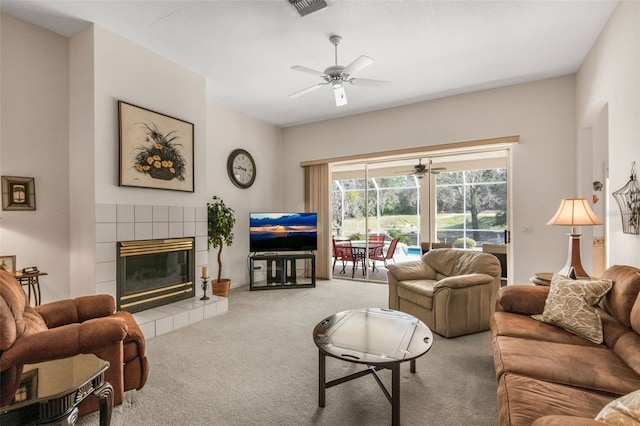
[205,100,283,286]
[1,13,71,300]
[576,0,640,268]
[282,76,578,284]
[1,15,283,299]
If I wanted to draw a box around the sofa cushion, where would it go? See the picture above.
[491,311,599,347]
[595,388,640,424]
[397,280,435,310]
[493,336,640,395]
[423,248,500,278]
[532,274,613,344]
[498,373,614,426]
[495,284,550,315]
[601,265,640,330]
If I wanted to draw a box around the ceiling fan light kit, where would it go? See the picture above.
[290,34,391,107]
[396,159,447,179]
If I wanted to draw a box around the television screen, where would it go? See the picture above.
[250,212,317,252]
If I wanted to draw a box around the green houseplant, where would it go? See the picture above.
[207,195,235,296]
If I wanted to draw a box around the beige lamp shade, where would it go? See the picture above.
[547,198,602,279]
[547,198,602,230]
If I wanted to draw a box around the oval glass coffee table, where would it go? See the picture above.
[313,308,433,426]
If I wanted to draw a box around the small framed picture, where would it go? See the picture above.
[2,176,36,211]
[0,255,16,274]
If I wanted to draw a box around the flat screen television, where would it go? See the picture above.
[249,212,317,253]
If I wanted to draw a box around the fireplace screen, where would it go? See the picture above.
[117,238,195,313]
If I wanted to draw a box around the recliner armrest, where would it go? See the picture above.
[434,273,494,289]
[36,294,116,327]
[0,317,127,370]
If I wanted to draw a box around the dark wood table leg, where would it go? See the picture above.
[33,277,41,306]
[318,350,326,407]
[94,381,114,426]
[391,362,400,426]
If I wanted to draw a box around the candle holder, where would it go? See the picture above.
[200,276,210,300]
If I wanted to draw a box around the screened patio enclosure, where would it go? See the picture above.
[330,149,509,282]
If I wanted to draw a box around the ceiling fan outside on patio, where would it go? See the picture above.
[397,159,447,179]
[289,35,391,107]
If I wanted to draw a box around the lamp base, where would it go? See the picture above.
[558,233,590,279]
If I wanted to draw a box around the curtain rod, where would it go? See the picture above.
[299,135,520,167]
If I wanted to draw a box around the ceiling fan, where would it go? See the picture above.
[398,159,447,179]
[289,35,391,107]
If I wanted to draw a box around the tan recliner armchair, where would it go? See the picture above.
[387,248,501,337]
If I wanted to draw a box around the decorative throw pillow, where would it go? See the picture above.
[595,389,640,424]
[532,274,612,344]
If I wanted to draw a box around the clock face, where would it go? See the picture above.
[227,149,256,188]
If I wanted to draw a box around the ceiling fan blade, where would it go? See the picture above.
[343,55,374,76]
[349,78,391,87]
[289,82,328,98]
[291,65,326,77]
[334,86,347,107]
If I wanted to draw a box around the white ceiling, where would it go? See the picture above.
[2,1,618,128]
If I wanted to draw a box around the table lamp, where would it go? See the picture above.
[547,198,602,279]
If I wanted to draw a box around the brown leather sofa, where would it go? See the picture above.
[0,269,148,415]
[491,265,640,425]
[387,248,502,337]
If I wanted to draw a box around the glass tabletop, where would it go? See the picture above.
[313,308,433,365]
[1,353,109,413]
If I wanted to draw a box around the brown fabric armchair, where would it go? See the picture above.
[0,269,148,414]
[387,248,502,337]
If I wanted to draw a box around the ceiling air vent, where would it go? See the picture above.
[289,0,327,17]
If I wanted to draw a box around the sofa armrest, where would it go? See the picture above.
[435,273,494,289]
[495,284,549,315]
[36,294,116,328]
[0,317,127,370]
[532,415,603,426]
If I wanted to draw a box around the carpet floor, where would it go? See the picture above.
[79,279,498,425]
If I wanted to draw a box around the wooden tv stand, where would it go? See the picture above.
[249,253,315,290]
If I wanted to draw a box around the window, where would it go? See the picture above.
[435,169,507,248]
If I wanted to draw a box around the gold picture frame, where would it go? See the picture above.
[0,255,17,274]
[2,176,36,211]
[12,368,38,403]
[118,101,194,192]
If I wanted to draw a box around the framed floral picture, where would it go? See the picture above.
[118,101,194,192]
[2,176,36,211]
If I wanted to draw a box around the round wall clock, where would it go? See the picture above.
[227,149,256,189]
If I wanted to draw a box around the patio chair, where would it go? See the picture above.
[367,234,385,259]
[332,238,365,278]
[371,238,399,271]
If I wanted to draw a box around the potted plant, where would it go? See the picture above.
[207,195,235,297]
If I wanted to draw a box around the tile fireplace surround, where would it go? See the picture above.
[95,203,228,340]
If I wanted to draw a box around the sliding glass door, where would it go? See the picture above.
[330,148,510,283]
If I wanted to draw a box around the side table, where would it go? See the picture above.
[14,271,47,306]
[530,272,553,286]
[0,353,113,426]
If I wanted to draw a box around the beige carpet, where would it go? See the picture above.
[79,279,498,425]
